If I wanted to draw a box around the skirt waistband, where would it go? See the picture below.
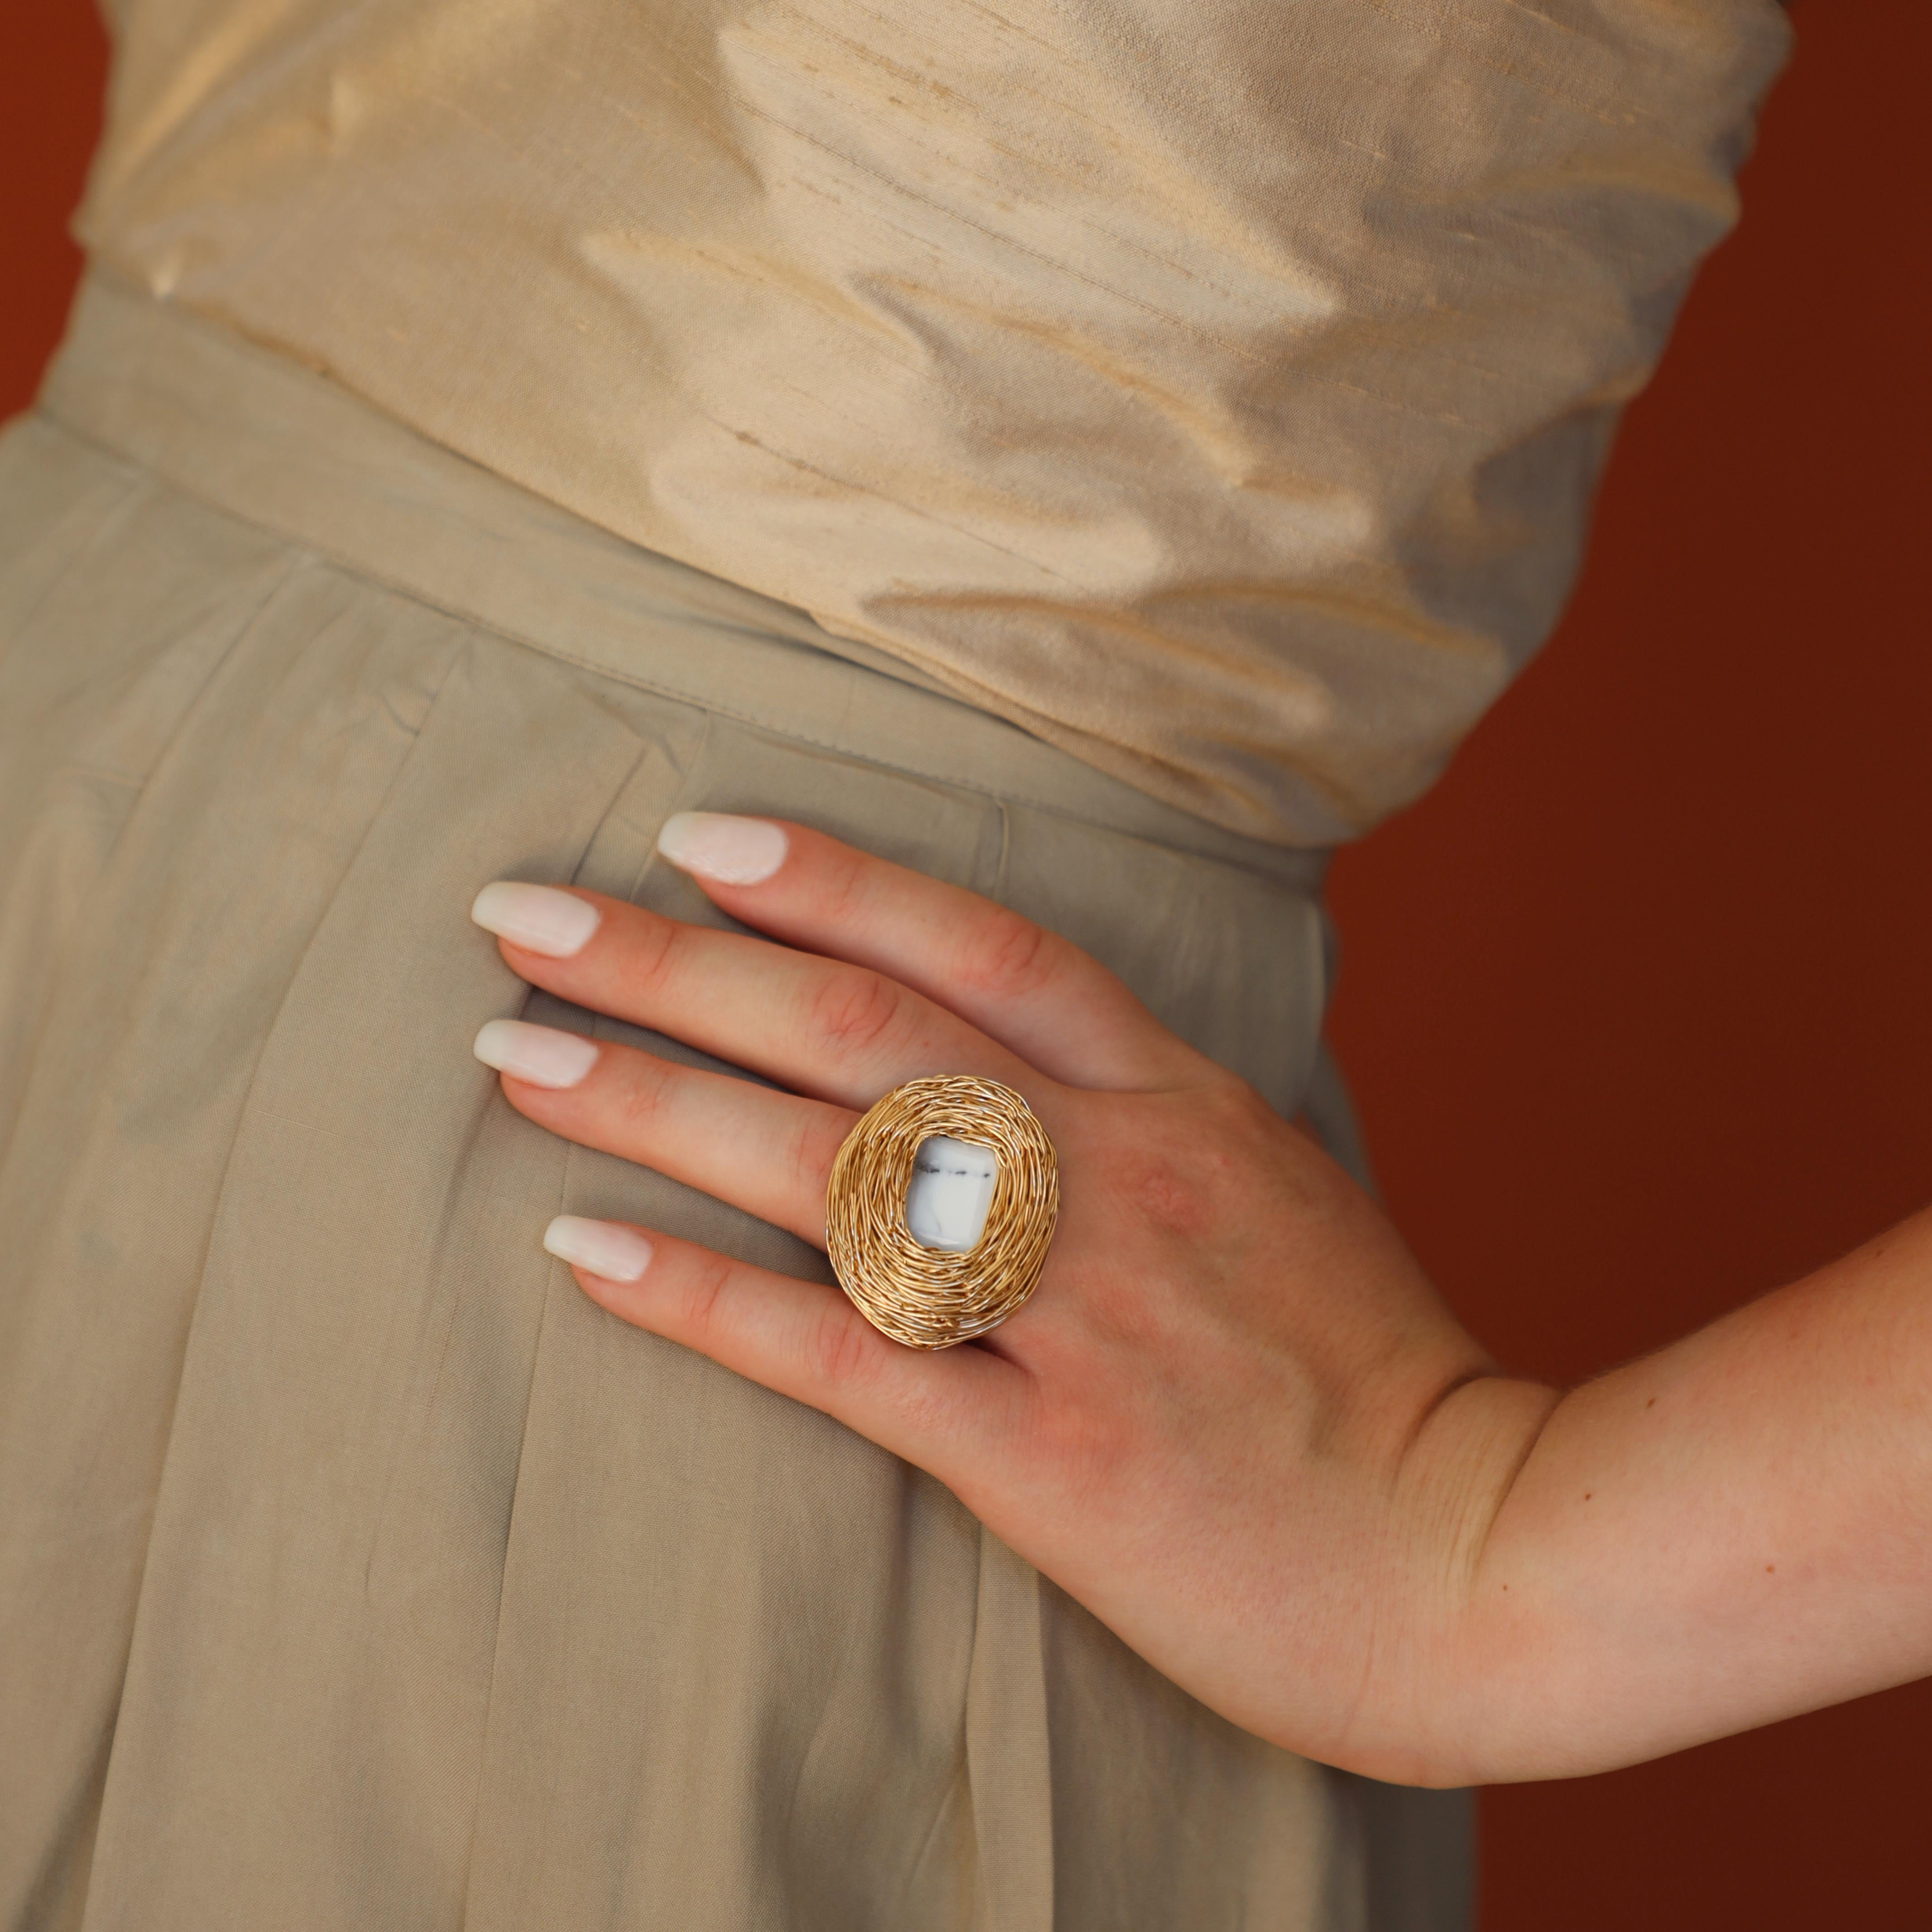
[38,272,1328,897]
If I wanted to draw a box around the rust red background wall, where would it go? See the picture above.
[5,2,1928,1924]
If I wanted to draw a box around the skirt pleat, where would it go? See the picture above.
[0,285,1468,1932]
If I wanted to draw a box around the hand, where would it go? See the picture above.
[471,814,1932,1784]
[470,812,1553,1785]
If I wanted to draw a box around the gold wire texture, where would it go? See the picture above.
[826,1075,1059,1349]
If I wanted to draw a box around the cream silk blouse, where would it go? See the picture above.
[77,0,1790,845]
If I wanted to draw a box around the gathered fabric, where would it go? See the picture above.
[78,0,1788,844]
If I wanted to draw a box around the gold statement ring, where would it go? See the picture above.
[826,1075,1059,1349]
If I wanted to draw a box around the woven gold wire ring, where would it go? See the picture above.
[826,1075,1059,1349]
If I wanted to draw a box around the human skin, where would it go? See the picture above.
[468,812,1932,1786]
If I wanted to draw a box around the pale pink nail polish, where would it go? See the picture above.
[472,1019,599,1089]
[656,812,788,886]
[471,882,602,956]
[544,1215,654,1282]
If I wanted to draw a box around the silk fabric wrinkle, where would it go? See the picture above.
[77,0,1790,844]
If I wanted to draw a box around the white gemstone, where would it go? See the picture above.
[904,1135,998,1252]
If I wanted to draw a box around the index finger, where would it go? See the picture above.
[470,883,1037,1113]
[653,814,1203,1092]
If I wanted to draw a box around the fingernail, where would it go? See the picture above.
[656,812,788,886]
[473,1019,599,1089]
[544,1215,654,1282]
[471,882,602,957]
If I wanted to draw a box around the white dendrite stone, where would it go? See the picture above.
[903,1135,998,1253]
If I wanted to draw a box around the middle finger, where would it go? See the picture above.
[472,883,1036,1109]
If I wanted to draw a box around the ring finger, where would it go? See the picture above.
[474,1017,856,1246]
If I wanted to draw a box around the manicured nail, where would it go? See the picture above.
[656,812,788,886]
[544,1215,653,1282]
[471,882,601,957]
[473,1019,599,1089]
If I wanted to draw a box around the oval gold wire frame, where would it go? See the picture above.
[826,1075,1059,1349]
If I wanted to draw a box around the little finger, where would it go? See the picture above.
[547,1216,1027,1472]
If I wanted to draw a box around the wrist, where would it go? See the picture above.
[1334,1369,1564,1785]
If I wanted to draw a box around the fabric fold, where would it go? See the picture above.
[2,291,1462,1929]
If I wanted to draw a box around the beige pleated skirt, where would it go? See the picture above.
[0,276,1469,1932]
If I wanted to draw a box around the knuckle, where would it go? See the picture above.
[885,1374,961,1444]
[817,846,875,928]
[613,1055,676,1136]
[1034,1381,1131,1496]
[1098,1075,1291,1242]
[623,912,685,995]
[1094,1127,1214,1240]
[676,1250,737,1339]
[806,1304,875,1390]
[1131,1164,1209,1240]
[805,968,905,1060]
[956,906,1059,1002]
[790,1112,847,1204]
[1199,1068,1278,1141]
